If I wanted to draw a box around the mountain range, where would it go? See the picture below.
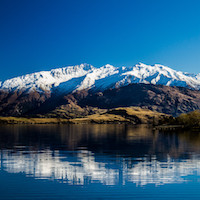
[1,63,200,118]
[1,63,200,92]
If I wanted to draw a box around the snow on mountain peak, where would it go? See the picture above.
[0,63,200,93]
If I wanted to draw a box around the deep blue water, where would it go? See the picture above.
[0,124,200,199]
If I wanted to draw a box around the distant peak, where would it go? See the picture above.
[104,64,115,68]
[135,62,147,66]
[79,63,93,69]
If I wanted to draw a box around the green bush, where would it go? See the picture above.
[177,110,200,127]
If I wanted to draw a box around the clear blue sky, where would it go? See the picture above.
[1,0,200,81]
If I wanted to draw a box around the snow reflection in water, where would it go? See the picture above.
[1,148,200,186]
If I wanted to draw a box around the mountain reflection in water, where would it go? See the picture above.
[1,124,200,186]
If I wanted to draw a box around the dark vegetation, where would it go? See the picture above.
[158,110,200,129]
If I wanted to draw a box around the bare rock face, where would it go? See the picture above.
[0,83,200,117]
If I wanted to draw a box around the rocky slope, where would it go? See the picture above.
[78,84,200,116]
[0,83,200,117]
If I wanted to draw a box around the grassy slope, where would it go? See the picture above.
[71,107,168,124]
[70,113,128,124]
[0,107,168,124]
[0,117,69,124]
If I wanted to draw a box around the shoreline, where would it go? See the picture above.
[0,116,134,125]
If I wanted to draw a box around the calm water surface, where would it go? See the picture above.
[0,124,200,199]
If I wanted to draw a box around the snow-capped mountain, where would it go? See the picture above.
[1,63,200,93]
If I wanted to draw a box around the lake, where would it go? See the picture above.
[0,124,200,199]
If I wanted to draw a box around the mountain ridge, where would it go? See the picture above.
[1,63,200,93]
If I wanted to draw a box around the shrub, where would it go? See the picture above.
[177,110,200,127]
